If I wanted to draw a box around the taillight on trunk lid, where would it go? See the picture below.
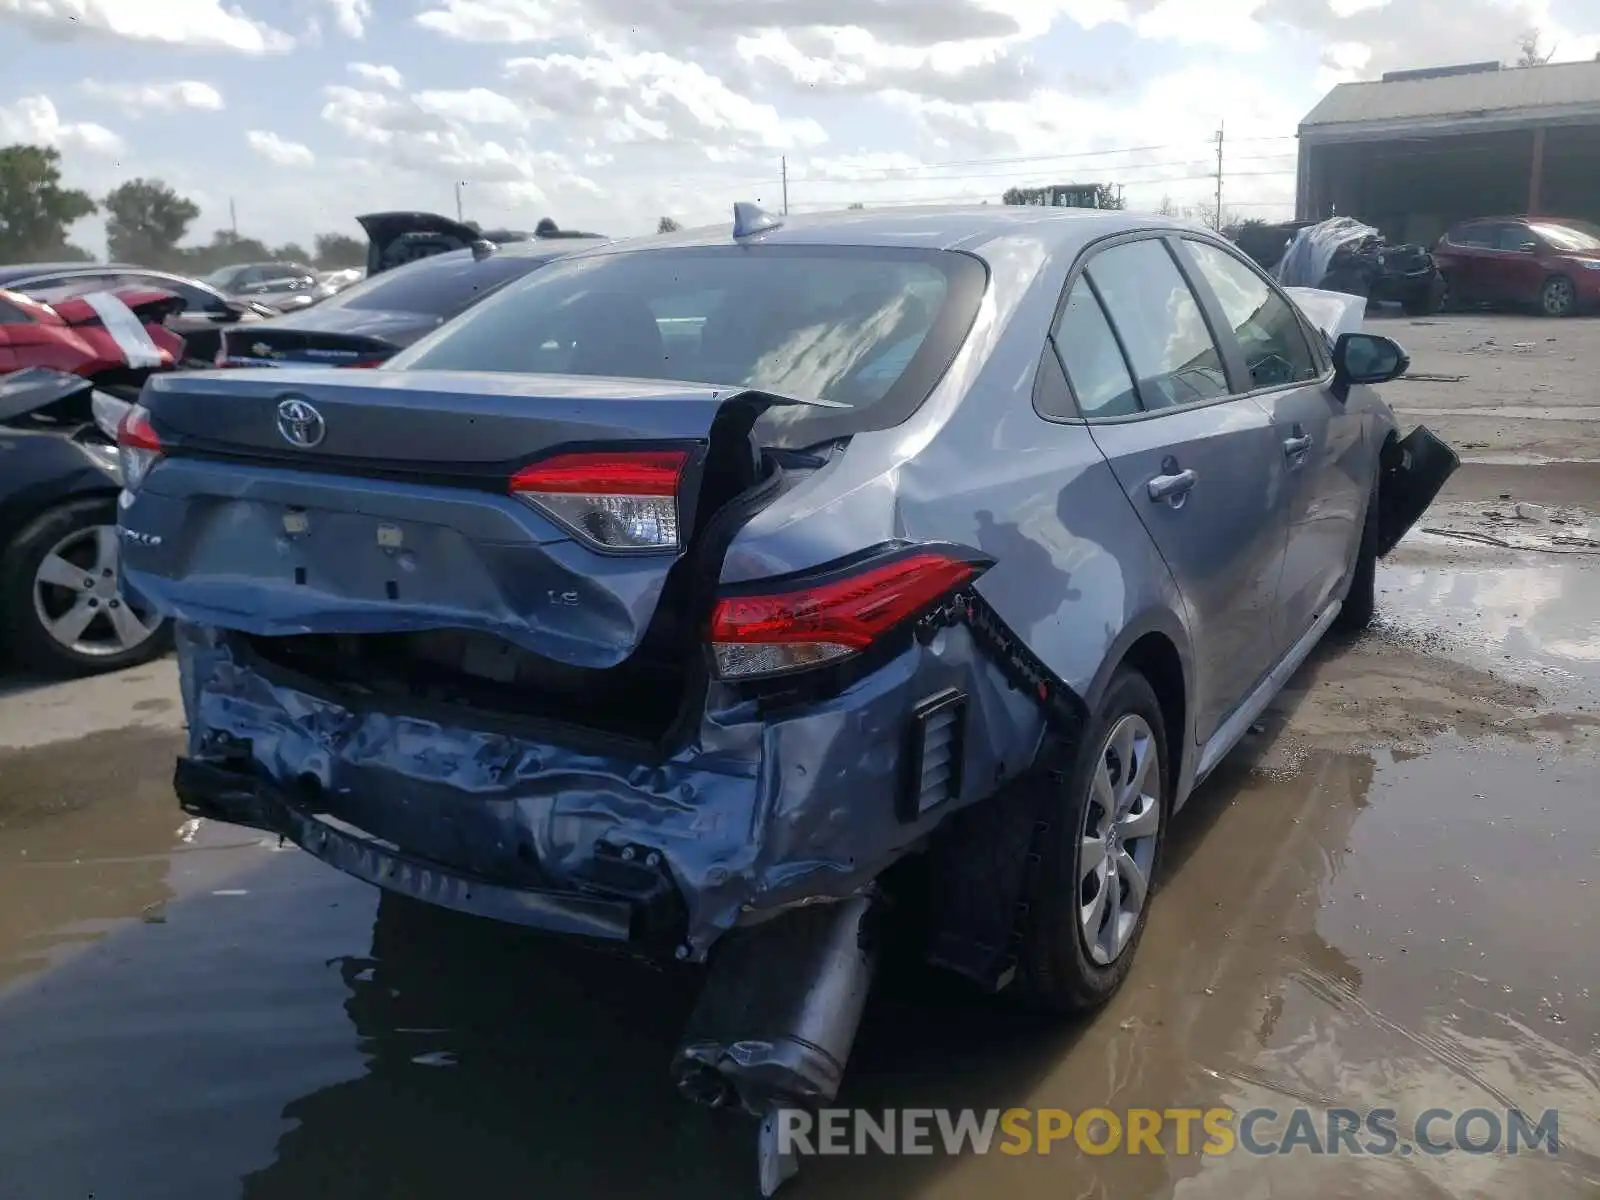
[115,403,164,491]
[509,449,688,552]
[708,547,991,680]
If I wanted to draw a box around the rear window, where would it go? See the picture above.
[389,244,987,448]
[316,252,556,321]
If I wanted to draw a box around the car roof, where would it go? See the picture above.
[0,264,227,296]
[387,237,611,271]
[0,261,141,283]
[563,205,1208,260]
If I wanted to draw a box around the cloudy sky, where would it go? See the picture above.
[1,0,1596,253]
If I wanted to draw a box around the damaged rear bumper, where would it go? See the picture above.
[174,756,673,945]
[171,607,1048,962]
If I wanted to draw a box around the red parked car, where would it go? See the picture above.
[0,286,186,382]
[1433,216,1600,318]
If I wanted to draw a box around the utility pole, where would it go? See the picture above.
[1213,122,1225,230]
[455,181,464,222]
[781,157,788,216]
[229,198,237,235]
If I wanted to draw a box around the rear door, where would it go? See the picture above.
[1437,223,1491,301]
[1487,221,1547,304]
[1176,236,1364,653]
[1058,235,1289,745]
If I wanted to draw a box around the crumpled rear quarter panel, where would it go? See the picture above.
[176,616,1044,959]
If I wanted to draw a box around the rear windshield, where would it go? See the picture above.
[316,251,559,321]
[389,244,987,448]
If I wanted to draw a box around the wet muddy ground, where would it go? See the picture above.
[1,311,1597,1199]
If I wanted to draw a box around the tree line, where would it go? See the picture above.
[0,142,366,272]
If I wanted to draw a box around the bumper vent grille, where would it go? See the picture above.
[900,689,968,822]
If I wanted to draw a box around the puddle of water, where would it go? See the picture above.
[1459,454,1600,466]
[0,727,269,989]
[1375,553,1600,697]
[0,715,1596,1197]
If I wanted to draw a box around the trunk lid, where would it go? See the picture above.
[218,311,421,367]
[120,369,827,670]
[357,211,491,277]
[0,367,92,423]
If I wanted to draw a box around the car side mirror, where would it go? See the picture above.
[1333,332,1409,393]
[470,238,498,261]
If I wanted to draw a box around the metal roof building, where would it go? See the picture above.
[1296,58,1600,244]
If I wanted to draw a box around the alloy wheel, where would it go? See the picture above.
[1543,277,1575,317]
[32,524,163,658]
[1077,713,1162,966]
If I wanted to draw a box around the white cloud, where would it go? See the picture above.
[417,0,1027,48]
[325,0,371,38]
[414,87,532,128]
[1133,0,1273,50]
[246,129,315,167]
[0,0,292,53]
[319,84,598,199]
[0,94,123,155]
[736,28,1049,102]
[501,51,828,151]
[349,61,403,88]
[78,80,224,115]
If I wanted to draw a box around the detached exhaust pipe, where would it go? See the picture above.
[671,893,880,1195]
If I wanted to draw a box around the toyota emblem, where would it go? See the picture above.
[276,397,326,448]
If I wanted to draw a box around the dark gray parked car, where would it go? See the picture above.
[115,204,1455,1190]
[215,235,609,369]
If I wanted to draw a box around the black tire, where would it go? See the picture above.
[1009,667,1170,1015]
[1401,276,1444,316]
[1541,274,1577,318]
[1334,475,1379,634]
[1437,272,1463,312]
[0,497,171,678]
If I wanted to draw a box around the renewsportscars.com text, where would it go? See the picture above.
[772,1107,1561,1158]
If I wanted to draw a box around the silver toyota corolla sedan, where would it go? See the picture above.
[115,202,1456,1190]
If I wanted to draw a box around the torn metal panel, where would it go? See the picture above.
[173,610,1046,960]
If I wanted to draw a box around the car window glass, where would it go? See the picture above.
[1451,225,1492,249]
[1183,240,1320,390]
[1085,239,1228,410]
[393,245,965,445]
[14,274,106,303]
[320,252,552,319]
[1530,221,1600,252]
[1493,225,1531,251]
[0,296,29,324]
[1049,277,1139,417]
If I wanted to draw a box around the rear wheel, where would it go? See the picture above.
[1010,668,1169,1014]
[1401,276,1444,316]
[0,497,170,677]
[1541,274,1577,318]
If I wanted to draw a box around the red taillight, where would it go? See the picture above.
[116,404,160,452]
[340,358,388,368]
[115,403,164,491]
[709,550,986,680]
[509,449,689,551]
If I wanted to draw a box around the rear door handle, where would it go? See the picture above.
[1283,434,1314,457]
[1147,468,1198,503]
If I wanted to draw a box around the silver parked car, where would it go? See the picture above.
[115,203,1455,1189]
